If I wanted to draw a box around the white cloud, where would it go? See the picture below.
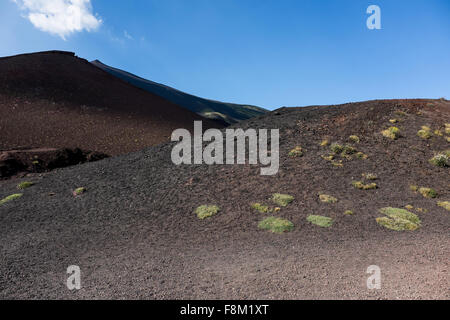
[13,0,102,40]
[123,30,133,40]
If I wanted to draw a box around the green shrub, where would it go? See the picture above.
[419,187,437,198]
[251,203,271,213]
[319,194,338,203]
[271,193,294,207]
[445,123,450,135]
[349,135,360,143]
[417,126,433,139]
[17,181,34,189]
[410,185,419,192]
[362,173,377,180]
[355,152,368,159]
[330,143,344,154]
[307,215,333,228]
[321,154,334,161]
[344,210,354,215]
[0,194,23,206]
[258,216,294,233]
[320,139,330,147]
[331,160,343,167]
[73,187,87,196]
[195,205,220,219]
[352,181,377,190]
[429,151,449,167]
[341,145,357,155]
[376,207,421,231]
[381,127,401,140]
[437,201,450,211]
[288,146,303,157]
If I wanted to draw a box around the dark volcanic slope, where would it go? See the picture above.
[0,99,449,299]
[0,51,222,155]
[91,59,267,125]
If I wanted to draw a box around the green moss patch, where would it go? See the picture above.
[0,193,23,206]
[437,201,450,211]
[352,181,377,190]
[195,205,220,219]
[319,194,338,203]
[17,181,34,189]
[251,203,272,213]
[258,216,294,234]
[419,187,437,198]
[381,127,401,140]
[376,207,421,231]
[271,193,294,207]
[307,215,333,228]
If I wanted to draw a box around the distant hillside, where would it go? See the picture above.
[0,51,222,155]
[91,60,267,125]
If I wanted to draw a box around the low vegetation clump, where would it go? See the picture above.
[418,187,437,199]
[434,129,443,136]
[17,181,34,189]
[319,194,338,203]
[349,135,360,143]
[307,215,333,228]
[410,185,419,192]
[331,160,343,167]
[195,205,220,219]
[445,123,450,135]
[0,193,23,206]
[352,181,377,190]
[362,173,377,180]
[405,205,414,210]
[381,127,401,140]
[330,143,344,154]
[437,201,450,211]
[341,145,357,156]
[271,193,294,207]
[376,207,421,231]
[288,146,303,157]
[73,187,87,196]
[355,152,368,159]
[395,110,407,117]
[417,126,433,139]
[389,119,398,124]
[321,154,334,161]
[416,207,427,213]
[344,210,354,215]
[320,139,330,147]
[429,151,450,167]
[251,203,272,213]
[258,216,294,234]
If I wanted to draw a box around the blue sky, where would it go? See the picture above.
[1,0,449,110]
